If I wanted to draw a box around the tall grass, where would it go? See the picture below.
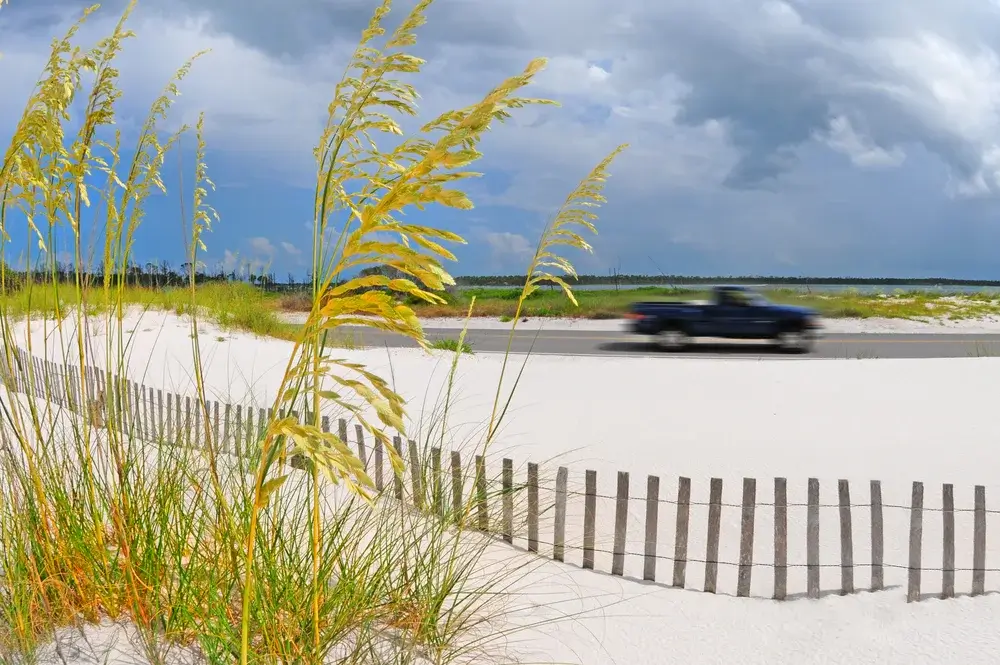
[0,1,624,664]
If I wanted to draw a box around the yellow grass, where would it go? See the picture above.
[0,1,625,663]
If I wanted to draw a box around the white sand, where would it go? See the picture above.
[280,311,1000,334]
[14,309,1000,664]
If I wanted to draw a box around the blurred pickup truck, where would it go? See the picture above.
[624,285,823,352]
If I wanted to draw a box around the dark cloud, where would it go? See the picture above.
[7,0,1000,276]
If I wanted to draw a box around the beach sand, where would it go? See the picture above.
[13,309,1000,664]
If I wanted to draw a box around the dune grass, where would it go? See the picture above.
[0,1,625,663]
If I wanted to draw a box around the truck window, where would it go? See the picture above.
[717,288,750,307]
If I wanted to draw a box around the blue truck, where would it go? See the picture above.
[624,285,823,352]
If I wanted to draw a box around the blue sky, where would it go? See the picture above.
[5,0,1000,280]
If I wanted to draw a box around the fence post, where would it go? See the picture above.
[704,478,723,594]
[355,424,368,470]
[643,475,660,582]
[942,483,955,599]
[737,477,756,597]
[907,481,924,603]
[374,438,385,492]
[393,436,405,501]
[612,471,629,577]
[410,440,424,510]
[223,402,232,454]
[973,485,986,596]
[583,470,597,570]
[774,477,788,600]
[527,462,539,553]
[553,466,569,562]
[184,396,192,448]
[807,478,820,599]
[673,477,691,589]
[838,479,854,595]
[502,458,513,544]
[431,447,443,515]
[212,401,220,452]
[870,480,884,592]
[475,454,488,530]
[451,451,462,521]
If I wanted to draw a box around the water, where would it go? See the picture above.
[458,282,1000,294]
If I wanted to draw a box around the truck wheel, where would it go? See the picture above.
[776,330,814,353]
[656,328,690,351]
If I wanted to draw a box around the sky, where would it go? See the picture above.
[5,0,1000,280]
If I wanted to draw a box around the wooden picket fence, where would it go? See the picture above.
[0,345,994,603]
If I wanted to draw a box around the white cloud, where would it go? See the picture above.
[9,0,1000,276]
[247,237,276,256]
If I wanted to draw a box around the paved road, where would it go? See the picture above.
[327,327,1000,359]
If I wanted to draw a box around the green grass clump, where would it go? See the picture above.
[430,338,473,354]
[0,0,626,663]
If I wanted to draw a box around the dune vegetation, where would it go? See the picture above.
[0,1,626,663]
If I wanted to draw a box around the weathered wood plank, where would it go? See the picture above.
[907,481,924,603]
[773,477,788,601]
[737,477,756,597]
[643,475,660,582]
[704,478,723,594]
[612,471,629,577]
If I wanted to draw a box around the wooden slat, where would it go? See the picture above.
[870,480,884,592]
[807,478,820,599]
[432,447,443,515]
[673,477,691,589]
[135,383,143,438]
[451,450,462,521]
[166,393,174,442]
[554,466,569,562]
[612,471,629,577]
[233,405,243,457]
[339,419,349,450]
[174,394,182,446]
[643,475,660,582]
[223,402,232,453]
[704,477,723,594]
[973,485,986,596]
[583,469,597,570]
[194,398,202,449]
[502,458,514,544]
[184,396,192,447]
[374,439,385,492]
[393,436,405,500]
[527,462,539,553]
[737,477,756,597]
[942,483,955,599]
[355,424,368,470]
[213,401,220,453]
[475,454,488,530]
[774,477,788,600]
[839,479,854,595]
[409,440,424,509]
[907,481,924,603]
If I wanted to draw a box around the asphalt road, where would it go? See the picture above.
[328,327,1000,359]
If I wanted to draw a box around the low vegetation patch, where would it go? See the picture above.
[371,285,1000,321]
[431,338,473,354]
